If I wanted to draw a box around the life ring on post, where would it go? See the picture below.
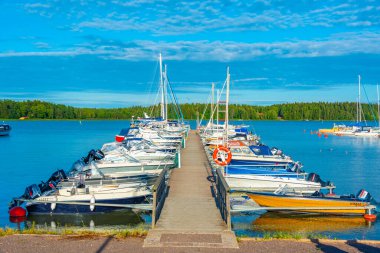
[212,146,232,166]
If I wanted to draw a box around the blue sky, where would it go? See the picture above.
[1,0,380,107]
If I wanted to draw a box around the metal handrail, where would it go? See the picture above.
[151,167,169,228]
[215,168,232,230]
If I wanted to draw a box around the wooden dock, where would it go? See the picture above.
[144,130,238,248]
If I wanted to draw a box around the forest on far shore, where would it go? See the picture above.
[1,99,379,122]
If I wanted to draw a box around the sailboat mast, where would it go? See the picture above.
[216,89,220,128]
[224,67,230,147]
[377,83,380,127]
[164,64,168,121]
[159,54,165,120]
[211,83,214,127]
[358,75,362,122]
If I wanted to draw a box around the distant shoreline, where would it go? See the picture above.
[1,99,378,121]
[0,118,355,122]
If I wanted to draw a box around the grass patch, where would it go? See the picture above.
[261,231,330,240]
[0,222,148,238]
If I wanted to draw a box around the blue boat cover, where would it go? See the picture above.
[249,145,272,156]
[235,127,249,133]
[119,128,130,136]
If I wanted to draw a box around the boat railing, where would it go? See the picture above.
[151,166,170,228]
[214,168,232,230]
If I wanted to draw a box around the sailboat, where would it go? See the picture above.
[320,76,380,137]
[353,82,380,137]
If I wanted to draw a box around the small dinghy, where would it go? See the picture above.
[0,123,11,136]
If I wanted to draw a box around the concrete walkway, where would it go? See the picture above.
[3,235,380,253]
[144,131,238,248]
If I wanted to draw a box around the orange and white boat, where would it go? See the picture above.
[247,190,374,215]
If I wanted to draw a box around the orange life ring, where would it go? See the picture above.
[212,146,232,166]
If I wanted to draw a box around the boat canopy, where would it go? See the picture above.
[119,127,139,137]
[249,145,272,156]
[235,127,249,133]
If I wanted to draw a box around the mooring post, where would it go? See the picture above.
[177,148,181,168]
[226,190,231,230]
[152,190,157,228]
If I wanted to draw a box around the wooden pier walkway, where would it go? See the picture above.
[144,131,238,248]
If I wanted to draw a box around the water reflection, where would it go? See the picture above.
[24,210,149,230]
[252,212,371,233]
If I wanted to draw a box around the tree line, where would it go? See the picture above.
[0,99,379,121]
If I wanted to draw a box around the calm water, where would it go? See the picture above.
[1,120,379,239]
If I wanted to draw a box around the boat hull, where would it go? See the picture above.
[26,195,148,214]
[247,193,369,215]
[96,163,174,175]
[230,159,291,166]
[225,175,320,193]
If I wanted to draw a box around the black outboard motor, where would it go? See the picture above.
[83,149,105,164]
[356,189,372,202]
[8,170,66,210]
[70,159,86,174]
[38,169,67,193]
[94,149,105,160]
[23,184,42,200]
[307,173,328,187]
[287,162,303,173]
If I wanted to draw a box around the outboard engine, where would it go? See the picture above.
[271,147,283,156]
[9,184,42,209]
[94,149,105,160]
[8,170,66,210]
[70,160,85,174]
[287,162,303,173]
[307,173,328,187]
[83,149,105,164]
[357,189,372,202]
[23,184,42,200]
[38,169,67,193]
[47,169,67,183]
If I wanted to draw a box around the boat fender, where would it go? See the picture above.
[51,196,57,211]
[364,214,377,222]
[90,196,96,212]
[9,206,27,217]
[212,146,232,166]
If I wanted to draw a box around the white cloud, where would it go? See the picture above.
[21,1,380,35]
[2,31,380,61]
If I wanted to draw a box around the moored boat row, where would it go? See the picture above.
[9,55,190,219]
[199,68,377,219]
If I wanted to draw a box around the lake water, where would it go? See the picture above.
[1,120,379,239]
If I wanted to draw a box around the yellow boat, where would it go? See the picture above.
[252,213,367,233]
[247,192,371,215]
[318,128,337,133]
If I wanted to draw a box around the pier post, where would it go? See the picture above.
[226,192,231,230]
[177,148,181,168]
[152,191,157,228]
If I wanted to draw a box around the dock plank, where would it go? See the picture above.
[144,131,238,248]
[156,130,226,231]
